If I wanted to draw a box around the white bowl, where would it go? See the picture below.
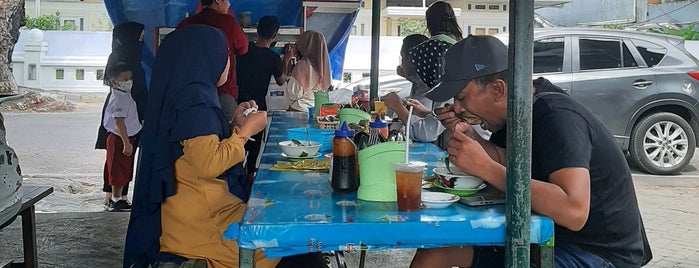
[433,167,484,189]
[278,140,321,157]
[422,192,460,209]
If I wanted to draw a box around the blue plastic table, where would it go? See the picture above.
[229,111,554,267]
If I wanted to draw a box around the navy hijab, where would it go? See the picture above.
[123,25,248,267]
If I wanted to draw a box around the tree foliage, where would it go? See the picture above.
[24,12,76,31]
[651,24,699,40]
[398,18,427,36]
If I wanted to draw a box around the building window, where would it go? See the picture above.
[96,69,104,81]
[467,26,472,34]
[360,24,365,36]
[351,25,357,35]
[468,4,472,10]
[475,4,486,10]
[343,72,352,83]
[28,64,37,81]
[475,28,486,35]
[63,19,76,30]
[397,25,401,36]
[503,4,507,11]
[362,72,370,78]
[503,26,507,32]
[76,69,85,80]
[488,28,499,35]
[55,69,64,80]
[488,5,500,10]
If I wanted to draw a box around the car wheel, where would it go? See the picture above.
[629,112,696,175]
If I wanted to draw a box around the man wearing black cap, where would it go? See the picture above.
[410,35,651,267]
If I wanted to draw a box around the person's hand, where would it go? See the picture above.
[396,65,407,78]
[447,130,492,179]
[405,99,430,117]
[238,111,267,139]
[122,141,133,157]
[232,100,258,128]
[381,92,404,112]
[435,103,467,132]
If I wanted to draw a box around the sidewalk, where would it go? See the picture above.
[1,175,697,267]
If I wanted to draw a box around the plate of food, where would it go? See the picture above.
[421,192,460,209]
[433,167,484,189]
[281,152,321,162]
[432,179,486,197]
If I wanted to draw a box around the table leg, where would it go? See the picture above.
[359,250,366,268]
[537,244,554,268]
[334,251,347,268]
[20,206,37,268]
[239,248,255,268]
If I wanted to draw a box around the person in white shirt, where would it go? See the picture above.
[102,62,142,212]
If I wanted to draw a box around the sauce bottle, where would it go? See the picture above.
[369,116,389,139]
[331,122,358,192]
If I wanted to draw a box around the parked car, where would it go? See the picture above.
[330,74,413,104]
[497,28,699,175]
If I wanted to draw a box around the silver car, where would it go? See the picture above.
[498,28,699,175]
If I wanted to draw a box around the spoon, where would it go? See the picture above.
[291,139,304,146]
[445,157,453,174]
[305,128,311,146]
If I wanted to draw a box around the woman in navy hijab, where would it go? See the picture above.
[123,25,276,268]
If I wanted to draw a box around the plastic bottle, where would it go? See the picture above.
[331,122,359,192]
[369,116,389,139]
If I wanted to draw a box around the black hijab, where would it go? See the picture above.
[123,25,247,267]
[96,22,147,150]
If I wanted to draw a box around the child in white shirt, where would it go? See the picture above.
[102,62,142,212]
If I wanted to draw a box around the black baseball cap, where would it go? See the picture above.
[425,35,508,102]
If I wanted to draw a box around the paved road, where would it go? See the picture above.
[3,99,699,267]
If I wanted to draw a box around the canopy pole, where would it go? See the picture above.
[505,0,534,267]
[369,0,381,107]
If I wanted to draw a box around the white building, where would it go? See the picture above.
[11,29,111,92]
[24,0,112,32]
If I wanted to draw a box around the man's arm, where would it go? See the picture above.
[274,55,288,86]
[449,131,591,231]
[226,16,248,56]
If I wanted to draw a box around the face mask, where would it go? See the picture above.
[116,80,133,92]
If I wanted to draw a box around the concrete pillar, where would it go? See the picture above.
[22,29,48,89]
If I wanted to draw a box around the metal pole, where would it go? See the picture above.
[369,0,381,106]
[505,0,534,267]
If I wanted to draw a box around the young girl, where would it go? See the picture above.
[123,25,277,268]
[102,62,141,212]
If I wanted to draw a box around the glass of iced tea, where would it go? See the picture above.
[394,162,426,212]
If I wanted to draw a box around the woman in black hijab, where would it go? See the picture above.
[95,21,147,208]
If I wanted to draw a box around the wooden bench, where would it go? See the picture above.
[1,186,53,268]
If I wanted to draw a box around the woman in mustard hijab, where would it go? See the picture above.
[123,25,278,268]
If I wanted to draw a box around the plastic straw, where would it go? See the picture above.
[405,106,413,163]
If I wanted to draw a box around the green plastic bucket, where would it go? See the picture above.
[357,141,407,202]
[313,91,329,117]
[338,108,371,125]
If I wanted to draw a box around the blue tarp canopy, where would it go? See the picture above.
[103,0,359,85]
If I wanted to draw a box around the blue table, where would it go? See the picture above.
[230,111,554,267]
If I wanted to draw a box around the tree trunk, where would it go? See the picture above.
[0,0,25,95]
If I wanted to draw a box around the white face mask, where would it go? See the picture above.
[116,80,133,92]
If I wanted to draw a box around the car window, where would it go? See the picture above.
[533,37,564,74]
[579,38,637,70]
[631,39,667,67]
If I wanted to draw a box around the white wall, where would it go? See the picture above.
[11,30,111,92]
